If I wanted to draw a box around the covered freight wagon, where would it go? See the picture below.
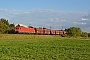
[35,28,50,35]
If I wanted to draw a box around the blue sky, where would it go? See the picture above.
[0,0,90,32]
[0,0,90,11]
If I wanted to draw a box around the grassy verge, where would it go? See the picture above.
[0,34,62,40]
[0,34,90,60]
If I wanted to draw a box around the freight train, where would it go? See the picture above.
[15,24,67,35]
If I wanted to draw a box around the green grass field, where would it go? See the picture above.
[0,34,90,60]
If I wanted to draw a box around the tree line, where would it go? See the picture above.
[0,18,90,37]
[65,27,89,37]
[0,18,15,34]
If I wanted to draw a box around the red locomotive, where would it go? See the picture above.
[15,25,35,33]
[15,24,67,35]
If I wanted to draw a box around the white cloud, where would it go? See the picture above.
[73,22,86,25]
[73,22,78,24]
[81,22,86,25]
[61,20,66,22]
[0,8,90,32]
[82,18,88,20]
[48,18,54,22]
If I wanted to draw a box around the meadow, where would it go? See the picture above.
[0,34,90,60]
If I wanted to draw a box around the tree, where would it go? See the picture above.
[9,23,15,27]
[65,27,82,37]
[0,18,15,34]
[88,33,90,37]
[0,21,9,33]
[81,32,88,37]
[0,18,9,26]
[7,23,15,34]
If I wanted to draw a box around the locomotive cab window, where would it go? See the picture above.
[16,28,19,29]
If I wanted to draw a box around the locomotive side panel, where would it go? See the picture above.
[15,26,35,33]
[28,28,35,33]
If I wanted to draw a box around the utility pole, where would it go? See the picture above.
[50,26,52,35]
[50,26,51,30]
[61,26,64,34]
[61,26,63,30]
